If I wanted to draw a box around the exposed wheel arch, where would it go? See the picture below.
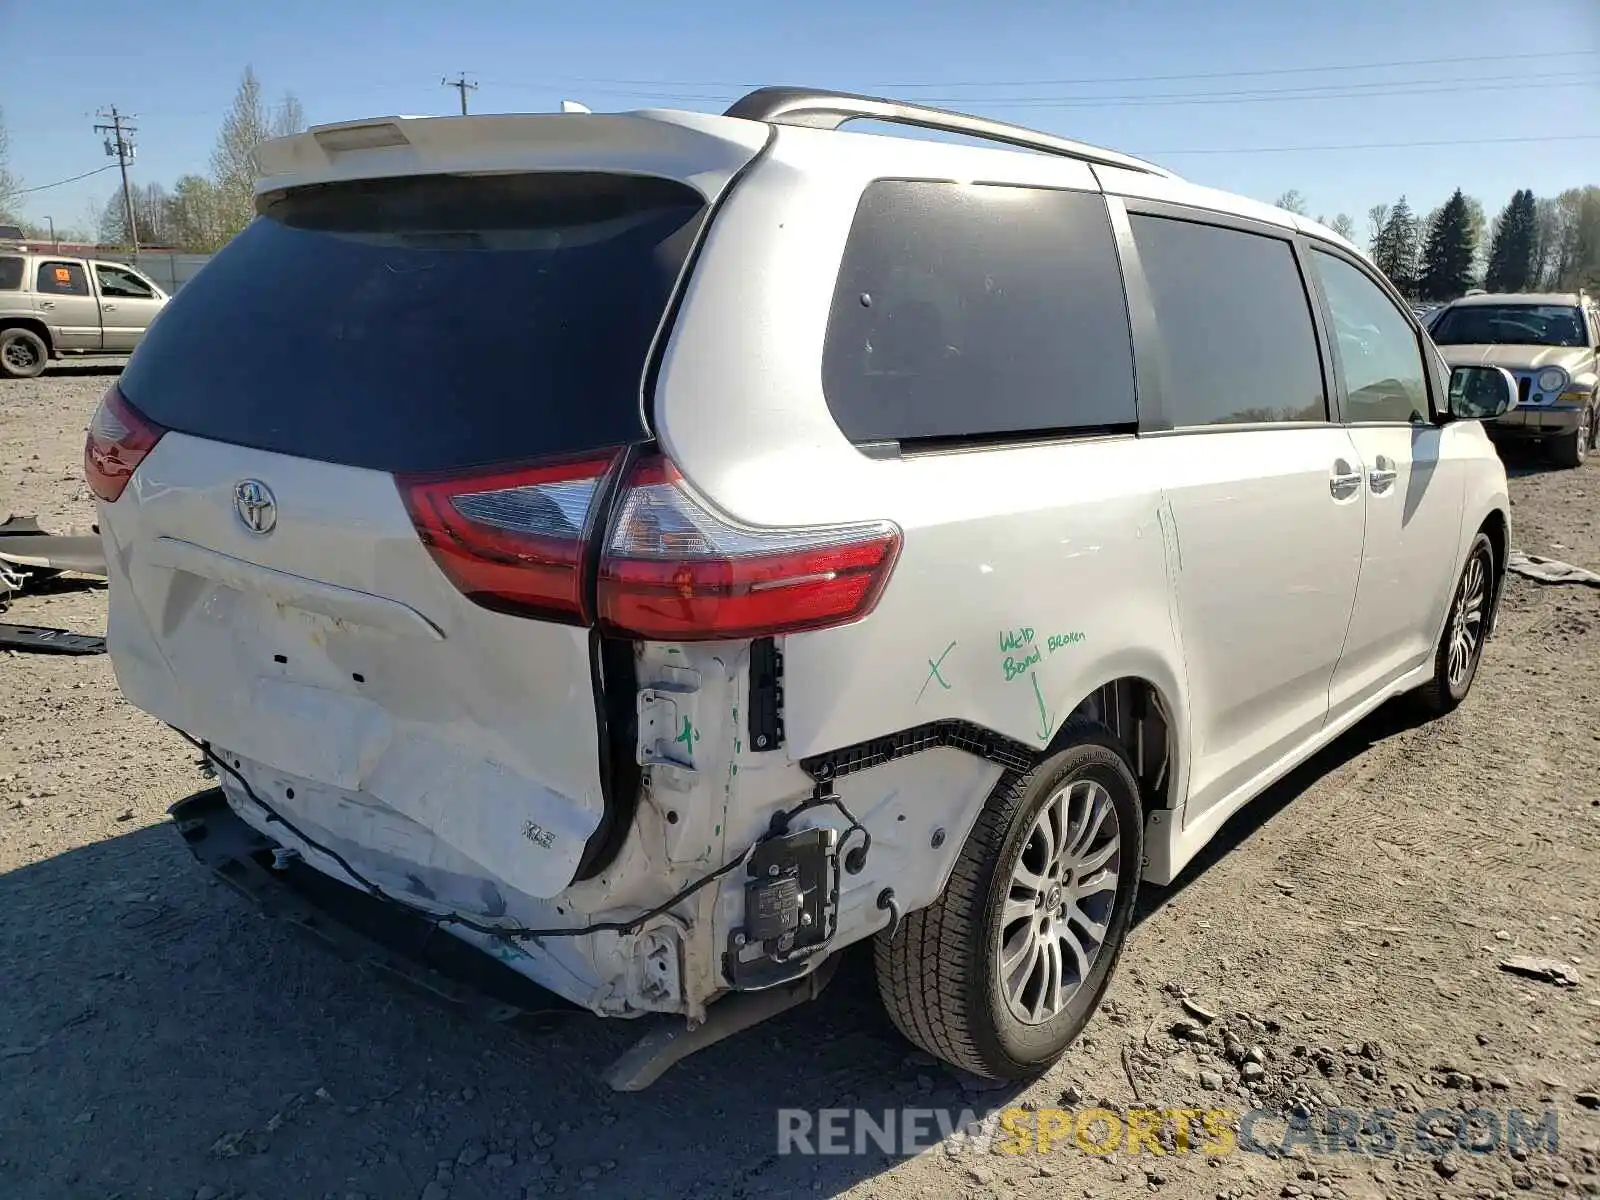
[1055,675,1179,814]
[0,318,55,355]
[1477,508,1508,638]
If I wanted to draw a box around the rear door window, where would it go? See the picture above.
[822,181,1136,447]
[37,261,90,297]
[1129,214,1328,427]
[0,256,22,290]
[118,172,707,473]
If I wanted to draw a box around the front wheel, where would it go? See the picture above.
[1415,531,1495,715]
[873,720,1143,1080]
[1549,405,1591,469]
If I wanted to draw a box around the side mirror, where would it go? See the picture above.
[1446,365,1519,421]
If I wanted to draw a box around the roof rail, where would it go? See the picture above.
[723,86,1176,179]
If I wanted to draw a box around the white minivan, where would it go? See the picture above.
[89,87,1517,1085]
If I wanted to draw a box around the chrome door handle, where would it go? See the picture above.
[103,303,118,311]
[38,300,55,309]
[1368,455,1398,494]
[1330,460,1363,500]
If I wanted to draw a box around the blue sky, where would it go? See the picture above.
[4,0,1597,239]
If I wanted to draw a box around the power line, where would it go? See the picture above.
[563,48,1600,91]
[1142,133,1600,156]
[934,76,1599,109]
[441,73,478,115]
[12,163,119,195]
[92,107,139,252]
[554,73,1594,110]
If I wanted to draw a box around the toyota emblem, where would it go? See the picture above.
[233,479,277,535]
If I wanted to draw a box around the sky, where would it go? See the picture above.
[3,0,1597,240]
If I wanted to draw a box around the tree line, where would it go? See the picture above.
[0,70,305,251]
[90,69,306,251]
[1280,186,1600,302]
[4,91,1599,295]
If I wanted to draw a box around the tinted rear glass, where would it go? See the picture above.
[1130,214,1327,427]
[119,172,705,472]
[822,181,1136,446]
[0,257,21,290]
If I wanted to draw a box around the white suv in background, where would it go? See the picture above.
[89,88,1517,1085]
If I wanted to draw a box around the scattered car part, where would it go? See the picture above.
[0,624,106,654]
[0,533,107,576]
[0,514,108,580]
[1506,550,1600,588]
[1497,955,1581,987]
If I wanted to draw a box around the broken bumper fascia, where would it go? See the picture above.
[167,787,579,1024]
[167,786,843,1092]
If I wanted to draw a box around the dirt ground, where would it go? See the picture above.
[1,364,1596,1200]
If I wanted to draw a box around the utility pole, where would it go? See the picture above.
[93,106,139,252]
[441,74,478,115]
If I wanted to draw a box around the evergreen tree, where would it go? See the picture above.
[1417,189,1477,302]
[1371,196,1422,296]
[1485,189,1538,293]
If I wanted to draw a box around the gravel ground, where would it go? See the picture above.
[1,365,1597,1200]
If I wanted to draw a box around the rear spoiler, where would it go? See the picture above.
[252,111,771,203]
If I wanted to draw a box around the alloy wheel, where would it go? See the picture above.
[998,777,1122,1025]
[1447,548,1488,692]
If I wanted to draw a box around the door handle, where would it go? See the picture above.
[1330,460,1363,500]
[38,300,55,310]
[1368,455,1398,494]
[103,303,118,311]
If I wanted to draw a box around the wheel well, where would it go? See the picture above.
[1478,509,1509,635]
[0,318,54,354]
[1059,676,1174,812]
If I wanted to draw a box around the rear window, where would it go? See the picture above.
[822,181,1136,447]
[0,257,21,290]
[119,172,706,473]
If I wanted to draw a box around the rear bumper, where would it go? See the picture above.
[168,788,577,1022]
[1487,405,1585,437]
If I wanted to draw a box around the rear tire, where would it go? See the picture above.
[1414,531,1495,715]
[0,328,49,380]
[873,720,1142,1080]
[1550,405,1591,469]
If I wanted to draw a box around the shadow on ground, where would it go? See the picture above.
[1495,438,1587,478]
[40,362,124,379]
[0,696,1427,1199]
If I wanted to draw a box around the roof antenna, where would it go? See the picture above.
[560,100,592,114]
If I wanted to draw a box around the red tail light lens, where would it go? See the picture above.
[84,385,167,502]
[397,451,622,623]
[598,457,901,641]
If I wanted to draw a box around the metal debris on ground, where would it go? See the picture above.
[0,513,108,580]
[0,624,106,655]
[1506,550,1600,588]
[1497,955,1582,987]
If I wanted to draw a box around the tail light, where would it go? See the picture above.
[398,451,622,624]
[400,452,900,640]
[84,385,167,502]
[597,457,900,640]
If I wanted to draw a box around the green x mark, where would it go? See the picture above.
[917,641,958,702]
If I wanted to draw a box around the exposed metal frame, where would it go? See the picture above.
[724,86,1177,180]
